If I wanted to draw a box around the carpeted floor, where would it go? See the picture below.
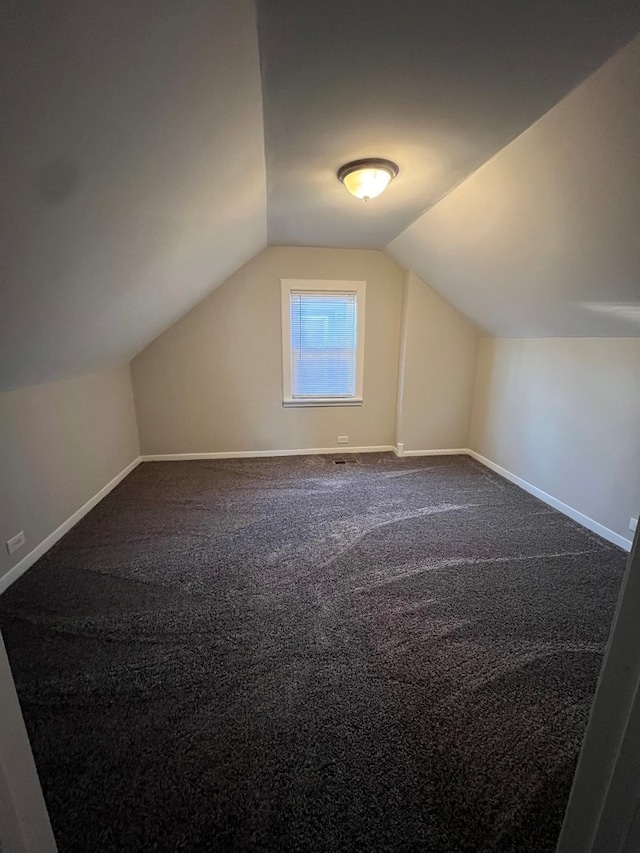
[0,454,627,852]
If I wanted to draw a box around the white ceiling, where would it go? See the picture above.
[387,35,640,337]
[258,0,640,249]
[1,1,639,392]
[0,0,266,391]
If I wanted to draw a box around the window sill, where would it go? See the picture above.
[282,398,363,408]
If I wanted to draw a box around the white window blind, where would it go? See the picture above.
[289,291,358,399]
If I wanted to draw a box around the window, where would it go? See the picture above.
[281,279,366,407]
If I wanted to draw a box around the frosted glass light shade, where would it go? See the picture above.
[337,159,398,201]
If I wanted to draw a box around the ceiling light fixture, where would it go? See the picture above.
[337,158,399,201]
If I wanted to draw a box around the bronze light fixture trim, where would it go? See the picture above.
[337,158,399,201]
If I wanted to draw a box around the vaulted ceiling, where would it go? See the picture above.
[1,0,639,391]
[258,0,640,249]
[0,1,267,391]
[387,32,640,337]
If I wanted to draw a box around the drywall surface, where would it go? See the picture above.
[259,0,640,249]
[0,366,140,582]
[470,338,640,541]
[1,0,266,391]
[132,247,404,454]
[396,271,479,451]
[387,33,640,337]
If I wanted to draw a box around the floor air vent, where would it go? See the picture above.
[334,455,359,465]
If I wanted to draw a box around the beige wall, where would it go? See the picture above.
[0,365,140,582]
[132,246,405,454]
[470,338,640,542]
[396,271,479,451]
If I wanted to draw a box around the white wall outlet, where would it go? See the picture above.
[6,531,26,556]
[630,517,638,534]
[337,436,349,445]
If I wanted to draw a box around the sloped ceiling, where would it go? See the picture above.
[257,0,640,249]
[1,2,639,392]
[387,34,640,337]
[0,0,267,391]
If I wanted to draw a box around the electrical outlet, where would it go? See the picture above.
[6,531,26,555]
[337,436,349,445]
[630,517,638,534]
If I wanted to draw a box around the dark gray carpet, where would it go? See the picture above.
[0,454,627,852]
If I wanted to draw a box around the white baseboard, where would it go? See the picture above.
[0,457,142,595]
[3,447,629,597]
[141,445,395,462]
[467,450,633,552]
[399,447,469,458]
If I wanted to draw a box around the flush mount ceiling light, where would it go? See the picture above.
[337,158,399,201]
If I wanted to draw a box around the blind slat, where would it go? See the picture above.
[290,291,358,398]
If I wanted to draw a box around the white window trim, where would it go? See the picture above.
[281,279,366,408]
